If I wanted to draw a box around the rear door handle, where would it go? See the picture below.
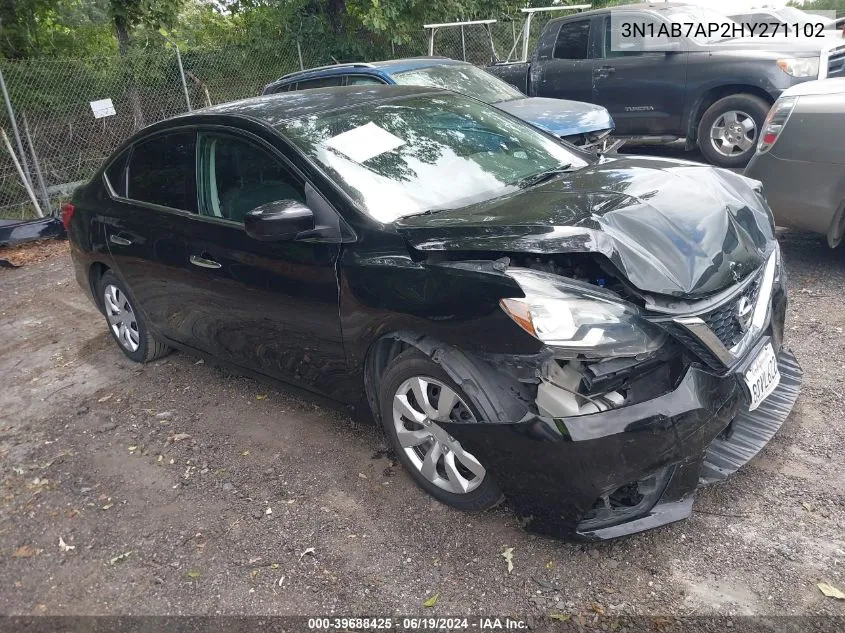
[109,234,132,246]
[594,66,616,78]
[189,255,222,269]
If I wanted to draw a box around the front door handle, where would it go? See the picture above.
[594,65,616,78]
[189,255,222,269]
[109,234,132,246]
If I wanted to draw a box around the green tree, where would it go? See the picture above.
[788,0,845,13]
[108,0,185,55]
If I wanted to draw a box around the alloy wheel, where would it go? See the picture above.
[103,284,140,352]
[392,376,486,494]
[710,110,758,158]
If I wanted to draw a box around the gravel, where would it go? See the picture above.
[0,230,843,619]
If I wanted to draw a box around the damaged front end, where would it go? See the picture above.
[385,244,801,541]
[348,158,803,540]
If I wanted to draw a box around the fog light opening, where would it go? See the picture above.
[577,469,672,531]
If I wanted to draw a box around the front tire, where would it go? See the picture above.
[378,349,502,512]
[97,270,171,363]
[698,94,770,168]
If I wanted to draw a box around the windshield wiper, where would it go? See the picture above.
[516,164,573,189]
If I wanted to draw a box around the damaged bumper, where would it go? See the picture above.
[440,343,802,541]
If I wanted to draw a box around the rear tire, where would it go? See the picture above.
[97,270,171,363]
[698,94,770,168]
[378,348,502,512]
[826,203,845,249]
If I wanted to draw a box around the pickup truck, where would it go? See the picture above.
[487,2,845,167]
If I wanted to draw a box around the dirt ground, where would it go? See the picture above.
[1,232,844,622]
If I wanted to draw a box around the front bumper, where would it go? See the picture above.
[442,344,802,541]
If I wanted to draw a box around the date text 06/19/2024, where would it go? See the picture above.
[306,617,529,631]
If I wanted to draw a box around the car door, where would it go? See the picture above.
[591,14,688,136]
[101,129,201,345]
[185,128,348,398]
[103,126,348,398]
[532,17,596,103]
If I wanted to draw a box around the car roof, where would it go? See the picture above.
[547,2,697,21]
[368,57,468,74]
[190,85,445,125]
[273,57,467,84]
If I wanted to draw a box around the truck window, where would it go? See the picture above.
[603,16,670,58]
[554,19,591,60]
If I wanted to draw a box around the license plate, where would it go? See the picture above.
[743,343,781,412]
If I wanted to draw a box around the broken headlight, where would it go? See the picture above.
[500,268,666,358]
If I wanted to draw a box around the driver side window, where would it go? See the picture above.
[197,132,305,223]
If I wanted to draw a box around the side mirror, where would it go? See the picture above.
[244,199,315,242]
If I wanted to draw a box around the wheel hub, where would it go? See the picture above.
[103,284,140,353]
[392,376,486,494]
[710,110,757,158]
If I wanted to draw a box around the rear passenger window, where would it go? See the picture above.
[127,132,197,212]
[554,20,591,60]
[295,77,343,90]
[104,150,129,197]
[346,76,385,86]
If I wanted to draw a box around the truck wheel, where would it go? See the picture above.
[698,94,771,168]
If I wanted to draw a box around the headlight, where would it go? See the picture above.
[499,268,666,358]
[776,57,819,77]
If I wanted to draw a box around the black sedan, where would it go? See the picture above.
[65,85,801,540]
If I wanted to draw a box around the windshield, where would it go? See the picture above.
[665,6,739,43]
[392,64,525,104]
[283,93,587,223]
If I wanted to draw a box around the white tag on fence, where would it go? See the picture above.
[90,98,116,119]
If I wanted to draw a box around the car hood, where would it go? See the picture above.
[395,156,775,299]
[494,97,614,137]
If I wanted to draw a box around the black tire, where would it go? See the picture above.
[378,348,502,512]
[826,203,845,249]
[697,94,771,168]
[97,270,171,363]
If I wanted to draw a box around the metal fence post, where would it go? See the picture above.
[21,114,52,214]
[0,67,35,191]
[174,45,192,112]
[296,40,304,71]
[162,35,192,112]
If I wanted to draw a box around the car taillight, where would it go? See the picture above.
[60,202,75,230]
[758,96,798,154]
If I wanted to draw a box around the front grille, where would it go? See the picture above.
[828,47,845,78]
[667,324,726,370]
[701,275,762,349]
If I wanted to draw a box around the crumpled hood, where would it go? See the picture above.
[395,156,775,299]
[494,97,614,137]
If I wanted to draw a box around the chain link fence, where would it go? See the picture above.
[0,41,330,220]
[0,11,566,221]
